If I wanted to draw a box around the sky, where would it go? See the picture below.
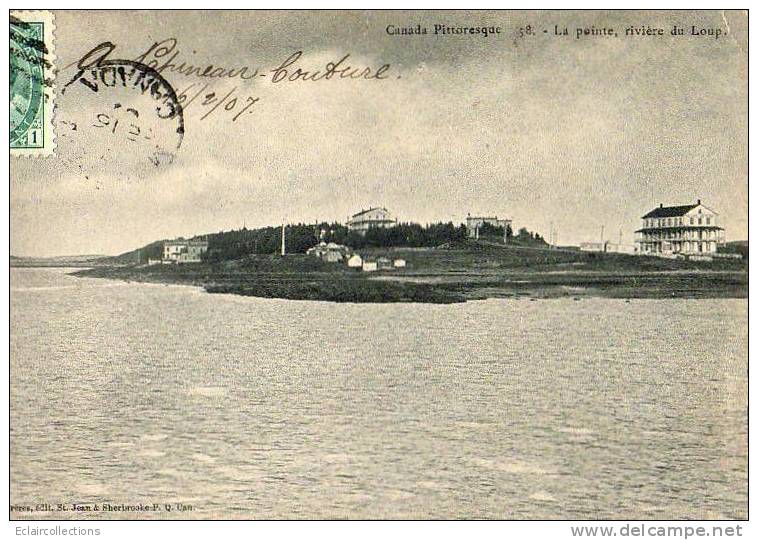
[10,10,748,256]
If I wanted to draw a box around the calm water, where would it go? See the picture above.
[10,268,747,519]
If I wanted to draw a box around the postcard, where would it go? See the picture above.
[9,10,747,522]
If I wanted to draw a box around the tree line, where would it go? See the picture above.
[175,220,546,262]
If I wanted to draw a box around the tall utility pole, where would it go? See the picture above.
[618,229,623,245]
[280,221,286,256]
[600,225,605,244]
[549,221,554,248]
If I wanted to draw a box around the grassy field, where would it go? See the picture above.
[71,241,748,303]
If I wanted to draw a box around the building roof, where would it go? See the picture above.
[164,239,208,246]
[350,207,389,219]
[635,226,723,233]
[308,242,348,253]
[641,201,708,219]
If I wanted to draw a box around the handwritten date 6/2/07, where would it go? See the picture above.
[174,83,260,122]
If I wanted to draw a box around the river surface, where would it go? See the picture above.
[10,268,747,519]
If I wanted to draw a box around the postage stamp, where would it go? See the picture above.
[10,10,56,156]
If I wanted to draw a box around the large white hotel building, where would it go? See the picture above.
[635,200,725,255]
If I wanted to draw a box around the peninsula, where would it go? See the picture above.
[70,236,748,303]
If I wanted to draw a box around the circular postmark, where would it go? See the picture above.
[59,43,185,177]
[10,17,46,146]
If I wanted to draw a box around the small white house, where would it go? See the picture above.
[605,243,636,254]
[163,239,208,263]
[307,241,349,263]
[377,257,393,270]
[393,259,406,268]
[580,241,636,254]
[580,242,606,253]
[347,254,363,268]
[362,261,378,272]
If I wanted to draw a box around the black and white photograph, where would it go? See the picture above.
[8,6,749,532]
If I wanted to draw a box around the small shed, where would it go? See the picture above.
[323,250,344,263]
[347,254,363,268]
[362,261,378,272]
[393,259,406,268]
[377,257,393,270]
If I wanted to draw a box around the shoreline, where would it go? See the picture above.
[70,258,748,304]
